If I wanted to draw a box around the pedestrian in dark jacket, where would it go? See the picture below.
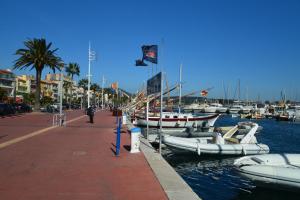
[87,106,94,123]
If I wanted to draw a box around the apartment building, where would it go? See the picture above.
[0,69,16,98]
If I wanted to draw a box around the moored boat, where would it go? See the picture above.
[228,105,243,114]
[162,122,269,155]
[134,112,220,128]
[234,154,300,191]
[202,103,228,113]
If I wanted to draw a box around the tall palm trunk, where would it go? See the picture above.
[35,69,42,111]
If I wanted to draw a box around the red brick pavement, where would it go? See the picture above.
[0,111,168,200]
[0,110,85,143]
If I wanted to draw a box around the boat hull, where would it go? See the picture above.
[234,154,300,191]
[162,135,269,155]
[216,107,228,113]
[202,107,217,113]
[229,109,240,114]
[135,114,219,128]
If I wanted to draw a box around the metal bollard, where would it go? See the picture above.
[116,118,122,156]
[122,115,127,125]
[130,127,141,153]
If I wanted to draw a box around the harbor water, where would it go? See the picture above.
[163,115,300,200]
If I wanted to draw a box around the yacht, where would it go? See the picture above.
[202,103,227,113]
[133,112,220,129]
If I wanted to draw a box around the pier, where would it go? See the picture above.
[0,110,200,200]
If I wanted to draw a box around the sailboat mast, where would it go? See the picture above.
[238,79,240,102]
[179,64,182,113]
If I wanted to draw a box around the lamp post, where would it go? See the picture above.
[101,75,105,110]
[59,67,64,126]
[87,42,95,108]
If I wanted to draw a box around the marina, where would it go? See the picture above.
[1,1,300,199]
[161,115,300,200]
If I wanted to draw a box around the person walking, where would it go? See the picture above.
[87,106,95,123]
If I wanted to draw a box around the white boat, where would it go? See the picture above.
[234,154,300,191]
[134,112,219,128]
[228,105,243,114]
[216,106,228,113]
[202,103,227,113]
[162,122,269,155]
[183,103,206,112]
[241,105,252,114]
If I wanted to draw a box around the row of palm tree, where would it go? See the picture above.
[13,38,80,111]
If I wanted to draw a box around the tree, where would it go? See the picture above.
[18,92,35,105]
[90,83,100,106]
[13,38,64,110]
[78,78,88,91]
[90,83,100,92]
[40,96,53,106]
[63,81,72,103]
[65,63,80,80]
[65,63,80,104]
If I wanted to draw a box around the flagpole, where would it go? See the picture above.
[159,38,164,154]
[151,63,153,77]
[101,75,105,110]
[179,63,182,113]
[88,42,91,108]
[59,67,64,126]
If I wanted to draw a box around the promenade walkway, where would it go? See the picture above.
[0,110,167,200]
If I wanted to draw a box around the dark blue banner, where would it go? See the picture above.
[147,72,161,95]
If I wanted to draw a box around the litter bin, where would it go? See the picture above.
[130,127,141,153]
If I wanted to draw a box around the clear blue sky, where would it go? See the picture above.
[1,0,300,101]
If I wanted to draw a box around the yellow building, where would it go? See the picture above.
[16,75,31,94]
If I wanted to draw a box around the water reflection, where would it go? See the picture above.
[163,150,298,200]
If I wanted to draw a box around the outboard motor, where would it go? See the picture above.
[186,126,194,138]
[201,121,210,132]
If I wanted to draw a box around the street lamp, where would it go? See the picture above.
[59,66,64,126]
[87,42,95,108]
[101,75,106,110]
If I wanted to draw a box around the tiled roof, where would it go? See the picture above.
[0,69,13,74]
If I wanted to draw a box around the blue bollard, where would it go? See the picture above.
[116,118,122,156]
[118,118,122,130]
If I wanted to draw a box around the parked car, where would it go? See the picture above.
[11,103,32,113]
[0,103,16,116]
[19,103,32,112]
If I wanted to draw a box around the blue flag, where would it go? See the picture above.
[142,45,158,64]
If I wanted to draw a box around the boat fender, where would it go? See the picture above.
[197,143,201,155]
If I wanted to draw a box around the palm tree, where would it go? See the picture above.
[13,38,64,110]
[63,81,72,103]
[90,83,100,106]
[78,78,89,108]
[65,63,80,80]
[90,83,100,92]
[65,63,80,104]
[78,78,88,91]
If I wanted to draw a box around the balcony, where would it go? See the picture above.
[0,80,14,88]
[17,86,28,93]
